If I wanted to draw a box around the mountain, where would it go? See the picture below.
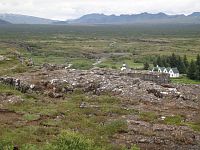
[0,14,57,24]
[54,12,200,25]
[188,12,200,17]
[0,19,11,25]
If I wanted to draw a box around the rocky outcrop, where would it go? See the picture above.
[0,68,199,102]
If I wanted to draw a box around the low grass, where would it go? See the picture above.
[171,76,200,84]
[163,115,184,125]
[46,130,98,150]
[0,57,29,76]
[0,88,134,150]
[139,111,158,122]
[23,114,40,121]
[1,24,200,149]
[0,83,22,96]
[97,58,143,70]
[98,120,128,136]
[186,123,200,132]
[70,58,95,70]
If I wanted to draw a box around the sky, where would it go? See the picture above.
[0,0,200,20]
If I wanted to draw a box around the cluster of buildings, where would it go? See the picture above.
[121,64,180,78]
[151,65,180,78]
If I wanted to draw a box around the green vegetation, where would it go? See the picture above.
[153,53,188,74]
[139,111,158,122]
[71,58,94,70]
[0,85,134,150]
[143,62,150,70]
[47,131,97,150]
[0,24,200,149]
[23,114,40,121]
[171,75,200,84]
[187,54,200,80]
[0,24,200,72]
[163,115,184,125]
[186,123,200,132]
[153,53,200,81]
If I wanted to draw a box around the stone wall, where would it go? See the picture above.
[120,71,170,84]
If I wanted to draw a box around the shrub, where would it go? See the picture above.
[0,140,14,150]
[47,131,97,150]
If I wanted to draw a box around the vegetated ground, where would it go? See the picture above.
[0,24,200,150]
[0,24,200,71]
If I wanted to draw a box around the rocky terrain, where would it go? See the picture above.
[0,65,200,149]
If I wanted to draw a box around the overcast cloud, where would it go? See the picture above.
[0,0,200,20]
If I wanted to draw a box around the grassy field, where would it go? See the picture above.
[171,75,200,84]
[1,24,200,84]
[0,24,200,71]
[0,24,200,149]
[0,84,139,150]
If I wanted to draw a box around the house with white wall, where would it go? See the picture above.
[152,65,180,78]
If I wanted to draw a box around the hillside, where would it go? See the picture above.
[0,14,56,24]
[0,18,11,24]
[54,12,200,24]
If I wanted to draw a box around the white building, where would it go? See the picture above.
[121,64,127,71]
[152,65,180,78]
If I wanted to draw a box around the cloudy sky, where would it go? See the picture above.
[0,0,200,20]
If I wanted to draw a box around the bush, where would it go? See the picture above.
[47,131,98,150]
[0,140,14,150]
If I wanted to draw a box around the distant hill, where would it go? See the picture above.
[0,14,57,24]
[0,19,11,25]
[188,12,200,17]
[54,12,200,25]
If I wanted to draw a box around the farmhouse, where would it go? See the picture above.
[152,65,180,78]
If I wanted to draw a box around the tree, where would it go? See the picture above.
[153,61,157,67]
[195,54,200,80]
[195,66,200,80]
[170,53,177,67]
[177,56,186,74]
[183,55,189,69]
[156,56,163,67]
[187,60,197,80]
[143,62,150,70]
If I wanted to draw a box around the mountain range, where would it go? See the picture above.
[55,12,200,24]
[0,14,56,24]
[0,18,11,25]
[0,12,200,25]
